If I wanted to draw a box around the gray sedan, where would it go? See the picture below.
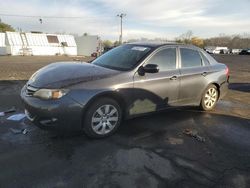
[21,43,229,138]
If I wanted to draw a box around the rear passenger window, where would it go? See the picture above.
[200,52,210,66]
[146,48,176,71]
[180,48,202,68]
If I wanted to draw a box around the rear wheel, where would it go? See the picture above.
[83,98,122,138]
[200,85,219,111]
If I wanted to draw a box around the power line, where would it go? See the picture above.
[0,13,117,25]
[0,13,127,38]
[0,13,113,19]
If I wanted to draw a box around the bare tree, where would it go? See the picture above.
[176,30,193,44]
[204,33,250,49]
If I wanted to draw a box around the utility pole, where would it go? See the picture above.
[117,13,126,44]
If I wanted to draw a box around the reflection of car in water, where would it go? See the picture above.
[21,43,229,138]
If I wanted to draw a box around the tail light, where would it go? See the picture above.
[225,66,229,76]
[225,66,230,82]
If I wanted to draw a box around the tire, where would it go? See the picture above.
[200,85,219,111]
[83,97,122,138]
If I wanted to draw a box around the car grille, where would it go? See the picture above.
[25,85,38,96]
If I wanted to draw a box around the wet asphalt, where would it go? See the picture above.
[0,55,249,188]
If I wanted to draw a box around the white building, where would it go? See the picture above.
[75,35,102,56]
[0,32,77,56]
[0,33,6,55]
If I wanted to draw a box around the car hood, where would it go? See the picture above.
[27,62,120,88]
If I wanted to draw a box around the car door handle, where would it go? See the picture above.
[170,76,178,80]
[201,72,207,76]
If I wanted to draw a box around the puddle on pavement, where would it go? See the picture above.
[216,100,250,118]
[89,148,181,187]
[217,100,249,109]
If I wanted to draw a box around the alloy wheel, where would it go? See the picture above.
[204,87,218,109]
[91,104,119,135]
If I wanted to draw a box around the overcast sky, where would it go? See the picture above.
[0,0,250,41]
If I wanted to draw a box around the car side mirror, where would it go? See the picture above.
[138,64,159,76]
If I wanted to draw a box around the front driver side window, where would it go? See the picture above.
[146,48,176,71]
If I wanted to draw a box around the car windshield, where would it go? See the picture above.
[92,44,152,71]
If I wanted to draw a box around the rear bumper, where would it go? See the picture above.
[21,87,84,131]
[219,77,229,99]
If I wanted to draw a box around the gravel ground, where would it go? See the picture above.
[0,55,93,80]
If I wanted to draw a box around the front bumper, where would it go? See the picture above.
[21,86,84,131]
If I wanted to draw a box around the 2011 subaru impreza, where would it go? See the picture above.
[21,43,229,138]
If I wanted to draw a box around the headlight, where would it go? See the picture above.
[33,89,69,100]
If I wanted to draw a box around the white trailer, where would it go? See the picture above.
[75,35,102,56]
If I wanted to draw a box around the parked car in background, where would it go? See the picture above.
[204,46,215,54]
[21,43,229,138]
[231,49,242,54]
[213,49,222,54]
[213,47,229,54]
[239,49,250,55]
[91,52,98,58]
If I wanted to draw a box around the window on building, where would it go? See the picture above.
[61,42,68,47]
[47,35,59,43]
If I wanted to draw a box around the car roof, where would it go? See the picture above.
[126,42,196,49]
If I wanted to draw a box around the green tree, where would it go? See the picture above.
[102,40,113,48]
[113,41,120,46]
[0,20,15,32]
[176,30,193,44]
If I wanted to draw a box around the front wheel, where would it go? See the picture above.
[83,97,122,138]
[200,85,219,111]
